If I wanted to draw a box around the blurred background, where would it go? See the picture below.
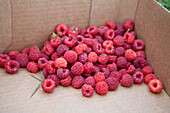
[156,0,170,11]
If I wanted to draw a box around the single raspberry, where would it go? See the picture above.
[27,61,38,73]
[88,52,98,63]
[29,47,41,61]
[109,71,122,81]
[85,47,92,53]
[108,55,117,63]
[119,69,127,76]
[95,35,104,44]
[107,21,116,29]
[113,35,124,47]
[46,61,56,74]
[125,49,136,61]
[130,31,136,37]
[107,63,117,72]
[84,76,95,87]
[22,48,29,55]
[60,76,72,87]
[75,44,87,55]
[116,56,127,68]
[41,79,55,93]
[9,51,19,60]
[78,52,87,63]
[83,73,91,77]
[120,74,133,87]
[93,43,103,54]
[115,47,125,56]
[84,38,93,47]
[123,43,132,50]
[64,50,77,63]
[132,71,144,84]
[16,53,29,68]
[38,58,48,69]
[0,54,11,67]
[5,60,19,74]
[51,52,59,61]
[64,35,77,47]
[103,40,113,48]
[56,44,69,56]
[55,58,67,68]
[123,33,135,44]
[61,36,67,43]
[56,24,67,36]
[47,74,60,86]
[76,35,84,44]
[40,53,50,60]
[84,62,94,74]
[104,29,115,40]
[142,66,153,76]
[57,68,69,79]
[98,53,108,64]
[67,26,80,36]
[144,74,157,84]
[72,76,84,89]
[133,57,147,68]
[115,25,124,35]
[136,51,146,59]
[94,72,105,83]
[71,62,84,75]
[123,19,134,31]
[50,37,61,48]
[133,39,144,51]
[126,65,136,74]
[106,77,119,91]
[43,44,55,56]
[104,45,114,55]
[87,26,98,35]
[82,84,94,97]
[101,68,110,78]
[98,26,109,36]
[84,34,93,39]
[148,79,163,93]
[80,29,87,35]
[42,68,48,78]
[95,81,108,95]
[94,66,100,73]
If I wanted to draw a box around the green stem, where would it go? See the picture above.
[29,74,43,82]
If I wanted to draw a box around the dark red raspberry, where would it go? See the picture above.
[67,26,80,36]
[101,68,110,78]
[40,53,50,60]
[0,54,11,67]
[94,66,100,73]
[76,35,84,44]
[98,26,109,36]
[144,74,157,84]
[136,51,146,59]
[119,69,127,76]
[133,39,144,51]
[116,56,127,68]
[95,81,108,95]
[126,65,136,74]
[57,68,69,79]
[22,48,29,55]
[125,49,136,61]
[133,57,147,68]
[75,44,87,55]
[142,66,153,76]
[103,40,113,48]
[71,62,84,75]
[47,74,60,86]
[41,79,55,93]
[78,52,87,63]
[27,61,38,73]
[50,37,61,48]
[72,76,84,89]
[107,21,116,29]
[83,73,91,77]
[94,72,105,83]
[51,52,59,61]
[60,76,72,87]
[115,25,124,35]
[84,76,95,87]
[82,84,94,97]
[46,61,56,74]
[88,52,98,63]
[108,55,117,63]
[56,24,67,36]
[84,62,94,74]
[120,74,133,87]
[87,26,98,35]
[123,19,134,31]
[80,29,87,35]
[132,71,144,84]
[84,34,93,39]
[56,44,69,56]
[5,60,19,74]
[16,53,29,68]
[64,50,77,63]
[9,51,19,60]
[64,35,77,47]
[123,43,132,50]
[85,47,92,53]
[104,29,115,40]
[148,79,163,93]
[113,35,124,47]
[107,63,117,72]
[106,77,119,91]
[43,44,55,56]
[98,53,108,64]
[123,32,135,44]
[55,58,67,68]
[95,63,106,70]
[38,58,48,69]
[109,71,122,81]
[95,35,104,44]
[104,45,114,55]
[93,43,103,55]
[42,68,48,78]
[115,47,125,56]
[126,62,132,69]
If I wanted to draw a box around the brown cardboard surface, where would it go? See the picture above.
[0,68,170,113]
[135,0,170,96]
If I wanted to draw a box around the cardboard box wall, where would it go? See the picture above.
[0,0,170,113]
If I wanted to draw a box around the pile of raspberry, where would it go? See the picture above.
[0,19,163,97]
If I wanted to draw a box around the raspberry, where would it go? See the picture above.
[104,45,114,55]
[55,58,67,68]
[94,66,100,73]
[75,44,87,55]
[41,79,55,93]
[44,41,51,46]
[107,21,116,29]
[46,61,56,74]
[109,71,122,81]
[133,57,147,68]
[98,26,109,36]
[72,76,84,89]
[56,44,69,56]
[64,50,77,63]
[123,33,135,44]
[9,51,19,60]
[116,56,127,68]
[83,73,91,77]
[84,38,93,47]
[51,52,59,61]
[108,55,117,63]
[123,19,134,31]
[50,37,61,48]
[104,29,115,40]
[47,74,60,86]
[113,35,124,47]
[87,26,98,35]
[133,39,144,51]
[120,74,133,87]
[93,43,103,54]
[115,47,125,56]
[27,61,38,73]
[71,62,84,75]
[64,35,77,47]
[67,26,80,36]
[38,58,48,69]
[130,31,136,37]
[115,25,124,35]
[76,35,84,44]
[43,44,55,56]
[82,84,94,97]
[144,74,157,84]
[102,40,113,48]
[29,47,41,61]
[148,79,163,93]
[60,76,72,87]
[22,48,29,55]
[95,35,104,44]
[0,54,11,67]
[95,63,106,70]
[80,29,87,35]
[40,53,50,60]
[85,47,92,53]
[95,81,108,95]
[142,66,153,76]
[123,43,132,50]
[57,68,69,79]
[42,68,48,78]
[84,62,94,74]
[125,49,136,61]
[84,76,95,87]
[56,24,67,36]
[106,77,119,91]
[132,71,144,84]
[5,60,19,74]
[16,53,29,68]
[78,52,87,63]
[126,62,132,69]
[61,36,67,43]
[119,69,127,76]
[101,68,110,78]
[126,65,136,74]
[107,63,117,72]
[136,51,146,59]
[98,53,108,64]
[84,34,93,39]
[94,72,105,83]
[88,52,98,63]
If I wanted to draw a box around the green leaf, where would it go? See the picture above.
[52,32,58,38]
[73,27,77,33]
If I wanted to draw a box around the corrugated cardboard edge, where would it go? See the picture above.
[135,0,170,96]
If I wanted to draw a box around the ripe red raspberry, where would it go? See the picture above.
[101,68,110,78]
[82,84,94,97]
[126,65,136,74]
[120,74,133,87]
[84,38,93,47]
[104,45,114,55]
[43,44,55,56]
[41,79,55,93]
[27,61,38,73]
[84,62,94,74]
[116,56,127,68]
[123,43,132,50]
[95,81,108,95]
[67,26,80,36]
[22,48,29,55]
[57,68,69,79]
[29,47,41,61]
[125,49,137,61]
[109,71,122,81]
[9,51,19,60]
[44,41,51,46]
[126,62,132,69]
[106,77,119,91]
[84,76,95,87]
[16,53,29,68]
[84,34,94,39]
[56,24,67,36]
[107,63,117,72]
[5,60,19,74]
[76,35,84,44]
[64,50,77,63]
[115,47,125,56]
[108,55,117,63]
[144,74,157,84]
[133,39,144,51]
[40,53,50,60]
[46,61,56,74]
[42,68,48,78]
[55,58,67,68]
[98,53,108,64]
[87,52,98,63]
[115,25,124,35]
[72,76,84,89]
[80,29,87,35]
[148,79,163,93]
[50,37,61,48]
[0,54,11,67]
[85,47,92,53]
[51,52,59,61]
[132,71,144,84]
[142,66,153,76]
[136,51,146,59]
[71,62,84,75]
[38,58,48,69]
[93,43,103,54]
[103,40,113,48]
[123,19,134,31]
[104,29,115,40]
[83,73,91,77]
[123,33,135,44]
[107,21,116,29]
[113,35,124,47]
[56,44,69,56]
[94,66,100,73]
[95,35,104,44]
[94,72,105,83]
[133,57,147,68]
[47,74,60,86]
[75,44,87,55]
[98,26,109,36]
[64,35,77,47]
[119,69,127,76]
[60,76,72,87]
[87,26,98,35]
[95,63,106,70]
[78,52,87,63]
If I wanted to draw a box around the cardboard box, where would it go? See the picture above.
[0,0,169,112]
